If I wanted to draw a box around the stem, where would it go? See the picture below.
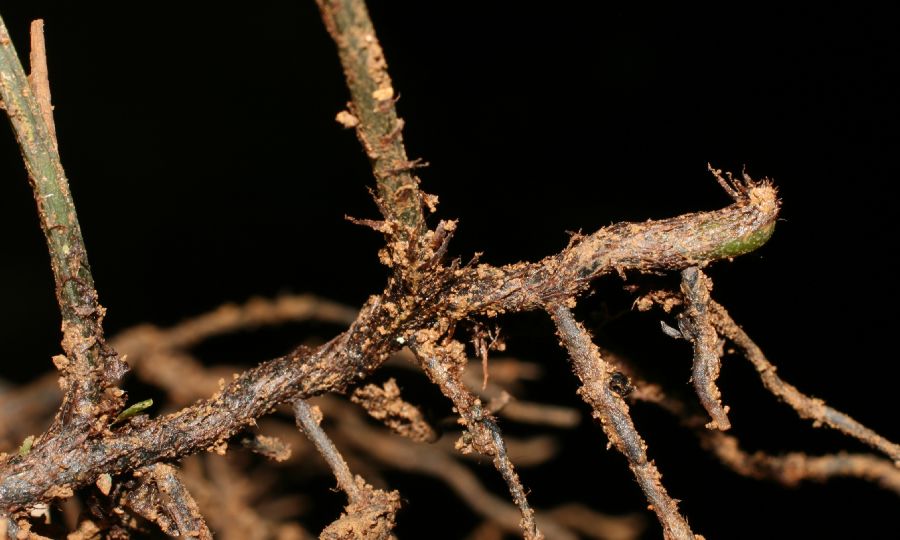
[549,304,697,540]
[678,267,730,430]
[328,397,591,540]
[148,464,213,540]
[0,16,92,340]
[0,15,125,423]
[0,332,362,510]
[706,436,900,494]
[27,20,56,149]
[294,399,401,538]
[316,0,427,241]
[628,374,900,494]
[293,399,361,503]
[449,176,780,316]
[709,300,900,465]
[413,342,543,540]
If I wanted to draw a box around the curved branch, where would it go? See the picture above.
[635,288,900,466]
[113,294,358,354]
[449,177,779,317]
[708,300,900,465]
[706,436,900,495]
[629,380,900,495]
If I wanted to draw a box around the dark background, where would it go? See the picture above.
[1,3,897,539]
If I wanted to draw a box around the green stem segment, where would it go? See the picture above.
[0,17,93,325]
[0,16,123,419]
[316,0,426,240]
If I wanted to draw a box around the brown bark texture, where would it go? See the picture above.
[0,2,896,539]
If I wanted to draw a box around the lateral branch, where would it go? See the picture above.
[549,305,698,540]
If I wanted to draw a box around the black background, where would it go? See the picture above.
[1,3,897,539]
